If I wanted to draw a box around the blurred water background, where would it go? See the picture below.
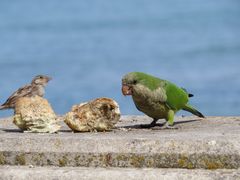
[0,0,239,117]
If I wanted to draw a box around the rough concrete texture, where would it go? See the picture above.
[0,116,240,169]
[0,166,240,180]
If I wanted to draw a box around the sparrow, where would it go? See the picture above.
[0,75,52,110]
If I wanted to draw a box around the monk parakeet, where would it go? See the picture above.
[122,72,205,128]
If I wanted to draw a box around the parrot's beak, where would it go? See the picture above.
[122,84,132,96]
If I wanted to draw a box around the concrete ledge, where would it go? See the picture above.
[0,166,240,180]
[0,116,240,169]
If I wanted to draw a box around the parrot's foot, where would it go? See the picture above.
[161,123,178,130]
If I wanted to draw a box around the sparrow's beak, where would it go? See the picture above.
[122,84,132,96]
[46,76,52,82]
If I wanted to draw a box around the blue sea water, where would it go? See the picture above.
[0,0,240,117]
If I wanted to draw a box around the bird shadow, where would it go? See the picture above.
[0,128,23,133]
[174,119,202,125]
[0,128,75,134]
[119,119,202,129]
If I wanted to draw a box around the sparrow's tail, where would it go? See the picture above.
[0,105,6,110]
[183,104,205,118]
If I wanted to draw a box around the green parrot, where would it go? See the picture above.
[122,72,205,128]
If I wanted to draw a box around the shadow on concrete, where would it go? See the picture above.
[59,130,73,133]
[174,119,202,125]
[120,119,202,129]
[0,128,23,133]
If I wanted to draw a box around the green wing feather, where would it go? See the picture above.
[132,72,189,110]
[165,81,189,111]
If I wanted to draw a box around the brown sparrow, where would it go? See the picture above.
[0,75,52,110]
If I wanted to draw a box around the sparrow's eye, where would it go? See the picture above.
[133,80,137,84]
[39,76,43,79]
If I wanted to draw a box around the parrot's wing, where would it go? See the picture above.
[139,78,188,111]
[164,82,189,111]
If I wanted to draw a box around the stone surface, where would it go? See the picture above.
[13,96,60,133]
[0,116,240,169]
[64,98,120,132]
[0,166,239,180]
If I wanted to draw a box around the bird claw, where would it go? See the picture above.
[161,123,178,130]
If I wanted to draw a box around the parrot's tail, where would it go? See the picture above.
[183,104,205,118]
